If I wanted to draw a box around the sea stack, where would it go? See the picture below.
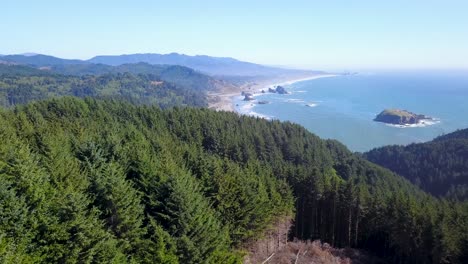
[374,109,432,125]
[275,85,289,94]
[268,86,289,94]
[243,93,254,101]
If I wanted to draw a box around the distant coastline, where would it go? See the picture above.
[232,74,338,118]
[208,74,338,113]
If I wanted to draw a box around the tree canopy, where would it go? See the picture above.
[364,129,468,200]
[0,97,466,263]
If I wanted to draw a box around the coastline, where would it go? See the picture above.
[208,74,338,113]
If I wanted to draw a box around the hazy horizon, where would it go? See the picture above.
[3,51,468,73]
[2,1,468,71]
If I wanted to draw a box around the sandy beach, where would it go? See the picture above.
[208,74,337,112]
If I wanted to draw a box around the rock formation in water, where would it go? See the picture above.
[374,109,432,125]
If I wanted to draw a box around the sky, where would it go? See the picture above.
[2,0,468,70]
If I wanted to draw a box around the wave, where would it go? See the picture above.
[285,98,319,108]
[385,118,441,128]
[286,98,306,103]
[248,111,273,120]
[236,99,273,120]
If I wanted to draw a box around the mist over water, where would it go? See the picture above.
[235,72,468,152]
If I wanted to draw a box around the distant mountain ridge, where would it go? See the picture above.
[1,54,86,66]
[0,53,320,77]
[88,53,314,76]
[18,52,40,56]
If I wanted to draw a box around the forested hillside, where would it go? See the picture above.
[0,98,466,263]
[0,65,209,108]
[0,64,47,76]
[0,98,293,263]
[363,129,468,200]
[434,128,468,141]
[50,63,231,91]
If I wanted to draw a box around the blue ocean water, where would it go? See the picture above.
[234,72,468,152]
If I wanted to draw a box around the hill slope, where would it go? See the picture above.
[49,63,234,91]
[363,128,468,200]
[0,98,466,263]
[0,64,209,108]
[0,54,86,66]
[434,128,468,141]
[0,64,48,76]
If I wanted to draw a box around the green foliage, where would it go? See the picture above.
[0,64,48,76]
[364,129,468,200]
[155,171,233,263]
[47,63,224,91]
[0,98,291,263]
[0,97,466,263]
[0,67,207,108]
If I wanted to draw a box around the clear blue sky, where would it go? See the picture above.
[2,0,468,70]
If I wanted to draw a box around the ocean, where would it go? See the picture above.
[234,71,468,152]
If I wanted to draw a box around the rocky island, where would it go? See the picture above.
[241,92,254,101]
[268,85,289,94]
[374,109,433,125]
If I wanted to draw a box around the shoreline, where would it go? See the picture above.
[251,74,338,93]
[208,74,338,113]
